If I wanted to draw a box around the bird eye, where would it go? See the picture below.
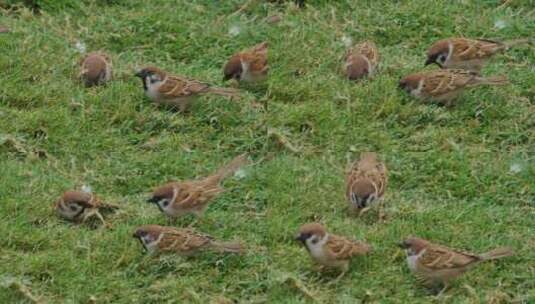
[162,200,170,207]
[311,238,318,245]
[438,54,447,63]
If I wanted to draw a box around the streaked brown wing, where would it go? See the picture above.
[326,235,369,260]
[249,53,268,73]
[347,156,387,196]
[452,38,503,61]
[158,75,210,98]
[425,70,473,96]
[159,228,212,252]
[356,41,379,66]
[174,182,222,209]
[420,246,479,271]
[375,162,388,196]
[243,46,268,74]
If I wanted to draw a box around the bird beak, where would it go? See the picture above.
[134,70,145,78]
[424,58,434,66]
[294,234,307,242]
[146,197,158,204]
[397,241,409,249]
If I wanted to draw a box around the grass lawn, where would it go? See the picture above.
[1,0,534,303]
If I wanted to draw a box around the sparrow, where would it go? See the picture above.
[147,154,248,220]
[295,223,371,281]
[425,38,530,73]
[135,66,240,112]
[223,41,268,83]
[399,237,513,295]
[344,41,380,80]
[346,152,388,217]
[54,190,118,226]
[398,69,508,105]
[79,52,112,87]
[132,224,243,255]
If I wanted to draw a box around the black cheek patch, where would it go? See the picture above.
[155,203,165,213]
[358,195,370,208]
[136,237,148,252]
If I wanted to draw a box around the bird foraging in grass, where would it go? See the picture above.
[295,223,371,282]
[399,69,508,106]
[133,224,244,256]
[399,237,513,296]
[135,66,240,112]
[147,154,248,222]
[79,52,112,87]
[344,41,380,80]
[223,41,268,83]
[55,190,118,227]
[425,37,530,73]
[346,152,388,218]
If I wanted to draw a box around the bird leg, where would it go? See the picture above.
[313,264,327,272]
[334,270,347,282]
[358,206,371,216]
[187,209,212,227]
[436,283,450,297]
[328,264,349,285]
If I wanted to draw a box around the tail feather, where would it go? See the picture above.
[211,241,244,254]
[352,241,372,255]
[477,75,509,86]
[207,154,248,184]
[504,38,531,49]
[480,247,513,261]
[206,86,241,98]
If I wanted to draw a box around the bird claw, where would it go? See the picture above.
[358,207,371,216]
[434,284,450,298]
[329,271,347,285]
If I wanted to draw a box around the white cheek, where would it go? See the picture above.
[406,255,418,271]
[145,79,162,99]
[306,235,328,259]
[142,237,158,253]
[406,249,424,271]
[411,79,424,97]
